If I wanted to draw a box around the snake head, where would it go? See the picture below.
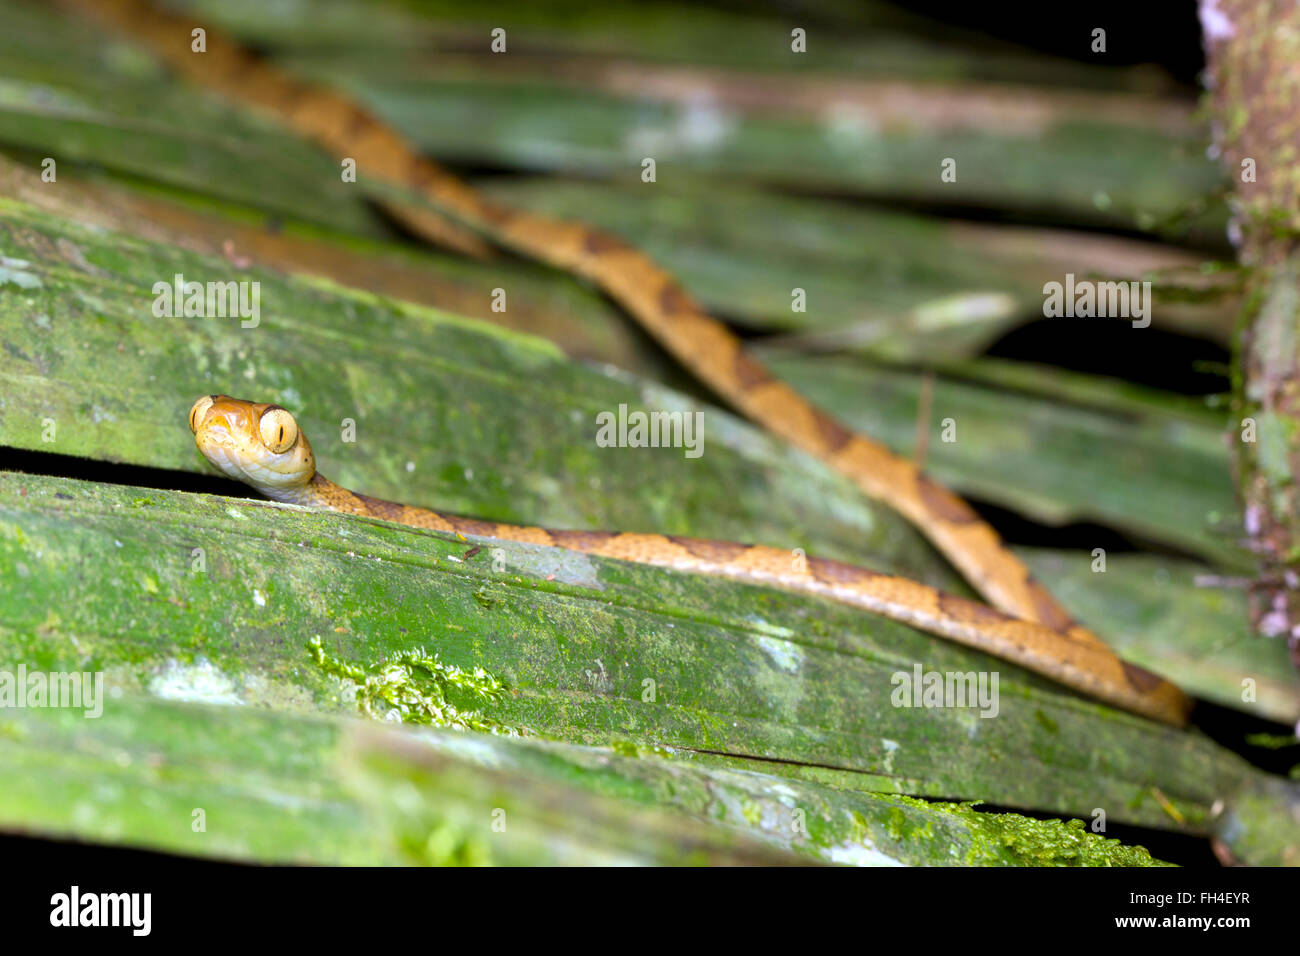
[189,394,316,500]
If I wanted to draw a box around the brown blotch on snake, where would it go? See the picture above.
[658,283,694,317]
[547,529,621,551]
[731,351,775,391]
[915,476,982,525]
[810,409,855,454]
[583,229,628,256]
[667,536,752,564]
[448,516,501,538]
[1121,660,1167,693]
[807,555,882,586]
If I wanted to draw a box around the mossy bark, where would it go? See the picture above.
[1206,0,1300,672]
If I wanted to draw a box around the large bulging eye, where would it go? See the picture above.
[259,407,298,453]
[189,395,216,433]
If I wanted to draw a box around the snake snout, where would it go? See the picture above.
[192,400,252,456]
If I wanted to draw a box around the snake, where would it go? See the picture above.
[67,0,1192,724]
[189,394,1190,725]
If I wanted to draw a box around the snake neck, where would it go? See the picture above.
[270,472,344,508]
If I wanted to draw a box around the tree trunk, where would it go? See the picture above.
[1205,0,1300,673]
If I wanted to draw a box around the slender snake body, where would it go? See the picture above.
[71,0,1191,725]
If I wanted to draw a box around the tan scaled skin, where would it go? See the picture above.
[191,395,1191,725]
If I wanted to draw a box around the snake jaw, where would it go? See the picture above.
[191,395,316,500]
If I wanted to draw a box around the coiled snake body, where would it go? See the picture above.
[69,0,1192,725]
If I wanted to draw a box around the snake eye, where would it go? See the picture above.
[189,395,216,433]
[258,406,298,453]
